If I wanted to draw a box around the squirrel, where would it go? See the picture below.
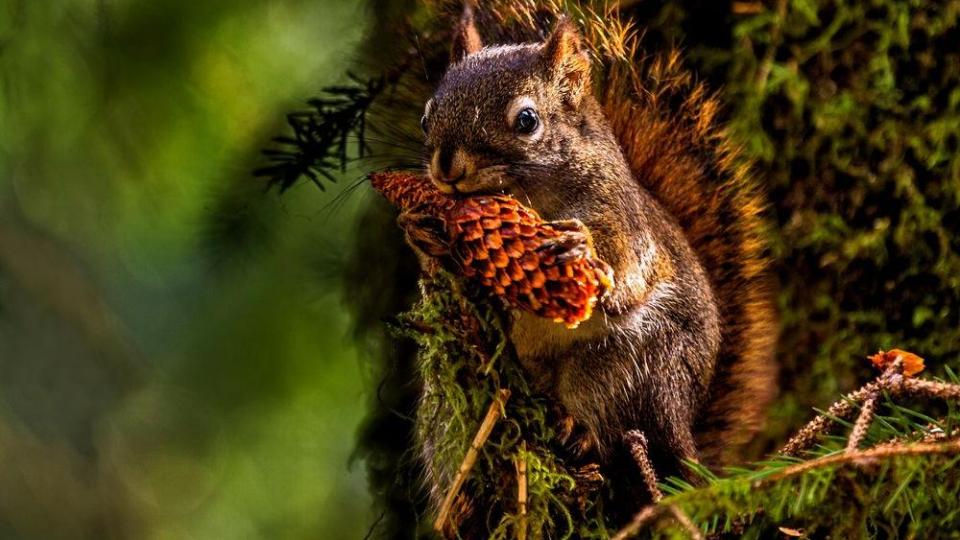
[403,4,778,508]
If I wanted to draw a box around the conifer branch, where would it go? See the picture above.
[779,381,877,456]
[256,42,426,192]
[255,74,386,192]
[779,353,960,457]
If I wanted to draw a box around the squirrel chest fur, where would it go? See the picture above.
[410,9,777,487]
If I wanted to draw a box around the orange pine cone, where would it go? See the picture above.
[370,170,614,327]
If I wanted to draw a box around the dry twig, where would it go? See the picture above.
[611,505,662,540]
[433,388,512,535]
[779,381,879,456]
[846,390,880,453]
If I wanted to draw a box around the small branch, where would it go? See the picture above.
[755,0,788,91]
[434,388,511,535]
[515,441,528,540]
[614,431,703,540]
[624,430,663,502]
[845,390,880,453]
[902,378,960,401]
[611,504,703,540]
[779,381,877,456]
[611,505,662,540]
[781,355,960,457]
[767,439,960,484]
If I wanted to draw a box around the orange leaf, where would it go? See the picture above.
[868,349,925,377]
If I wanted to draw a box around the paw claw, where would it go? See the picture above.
[538,218,596,263]
[398,208,448,258]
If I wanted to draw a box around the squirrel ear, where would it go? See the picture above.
[541,18,591,106]
[450,3,483,64]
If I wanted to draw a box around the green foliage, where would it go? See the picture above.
[401,272,600,539]
[720,0,960,446]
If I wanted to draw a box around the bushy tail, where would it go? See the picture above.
[600,52,778,465]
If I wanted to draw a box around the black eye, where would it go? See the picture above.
[420,114,429,136]
[515,108,539,135]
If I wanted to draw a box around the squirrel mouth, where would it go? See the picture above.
[429,170,466,194]
[435,167,511,196]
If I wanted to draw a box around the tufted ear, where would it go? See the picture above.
[541,18,591,107]
[450,3,483,64]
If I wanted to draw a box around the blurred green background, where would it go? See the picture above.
[0,1,376,537]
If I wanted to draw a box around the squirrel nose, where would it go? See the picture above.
[431,147,473,184]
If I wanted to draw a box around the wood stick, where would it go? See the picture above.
[516,441,528,540]
[433,388,511,535]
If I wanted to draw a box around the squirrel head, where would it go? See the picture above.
[422,13,606,200]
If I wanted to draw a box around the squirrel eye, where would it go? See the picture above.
[420,114,429,136]
[515,108,539,135]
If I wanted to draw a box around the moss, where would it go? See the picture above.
[621,0,960,451]
[399,271,608,538]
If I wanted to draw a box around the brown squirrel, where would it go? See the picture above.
[405,5,778,499]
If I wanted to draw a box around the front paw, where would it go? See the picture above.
[397,205,449,258]
[537,218,594,264]
[556,413,599,459]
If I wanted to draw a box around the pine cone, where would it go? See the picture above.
[370,171,614,327]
